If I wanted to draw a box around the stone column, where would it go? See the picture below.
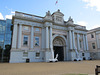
[49,27,52,49]
[85,34,89,50]
[18,24,22,49]
[69,30,72,50]
[30,26,34,49]
[83,34,86,50]
[96,34,100,49]
[50,27,54,59]
[12,23,18,49]
[46,26,49,49]
[77,33,80,50]
[72,31,75,49]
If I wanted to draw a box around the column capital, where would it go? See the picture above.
[18,24,22,26]
[31,25,34,27]
[50,26,52,28]
[14,22,18,25]
[45,26,49,28]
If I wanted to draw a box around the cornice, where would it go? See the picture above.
[13,16,43,24]
[14,19,43,27]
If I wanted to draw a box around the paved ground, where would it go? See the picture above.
[0,60,100,75]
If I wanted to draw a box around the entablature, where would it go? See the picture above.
[74,30,87,34]
[14,19,43,27]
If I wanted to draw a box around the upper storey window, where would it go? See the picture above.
[91,34,94,38]
[23,35,28,46]
[35,28,40,32]
[92,43,95,49]
[24,26,29,31]
[56,16,62,22]
[35,37,39,46]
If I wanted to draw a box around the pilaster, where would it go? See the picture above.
[12,23,18,49]
[30,26,34,49]
[69,30,72,50]
[18,24,22,49]
[46,26,49,49]
[85,34,89,50]
[83,34,86,51]
[96,34,100,49]
[72,31,75,49]
[77,33,80,50]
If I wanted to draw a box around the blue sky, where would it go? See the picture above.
[0,0,100,30]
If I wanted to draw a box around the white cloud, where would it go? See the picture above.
[5,15,12,19]
[91,24,100,29]
[5,11,15,19]
[0,13,4,20]
[82,0,100,11]
[76,21,88,26]
[11,11,15,14]
[5,6,15,19]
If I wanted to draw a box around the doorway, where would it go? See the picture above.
[54,46,64,61]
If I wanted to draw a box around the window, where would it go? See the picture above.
[23,35,28,46]
[2,26,5,31]
[91,34,94,38]
[82,53,84,56]
[23,52,28,57]
[35,37,39,46]
[80,41,82,48]
[36,52,40,57]
[24,26,29,31]
[92,43,95,49]
[35,28,40,31]
[56,16,62,22]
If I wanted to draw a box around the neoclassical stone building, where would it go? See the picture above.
[10,10,90,63]
[87,27,100,60]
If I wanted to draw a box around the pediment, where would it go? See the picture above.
[52,9,64,16]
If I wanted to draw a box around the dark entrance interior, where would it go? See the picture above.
[54,46,64,61]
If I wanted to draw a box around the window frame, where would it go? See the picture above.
[36,52,40,58]
[91,34,94,38]
[82,53,84,56]
[23,35,29,46]
[92,43,95,49]
[23,52,28,57]
[35,37,39,46]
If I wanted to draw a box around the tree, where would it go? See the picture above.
[0,46,3,61]
[4,45,11,62]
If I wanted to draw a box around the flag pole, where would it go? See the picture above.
[55,0,59,9]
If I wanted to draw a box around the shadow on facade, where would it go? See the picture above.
[0,45,11,63]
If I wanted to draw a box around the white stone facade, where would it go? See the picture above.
[10,10,90,63]
[87,27,100,60]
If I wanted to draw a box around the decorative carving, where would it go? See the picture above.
[53,25,67,30]
[46,11,51,16]
[66,16,74,25]
[68,16,73,22]
[44,11,52,21]
[53,38,63,46]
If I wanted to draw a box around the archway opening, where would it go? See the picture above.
[53,37,65,61]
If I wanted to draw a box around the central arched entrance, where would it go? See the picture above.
[53,36,66,61]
